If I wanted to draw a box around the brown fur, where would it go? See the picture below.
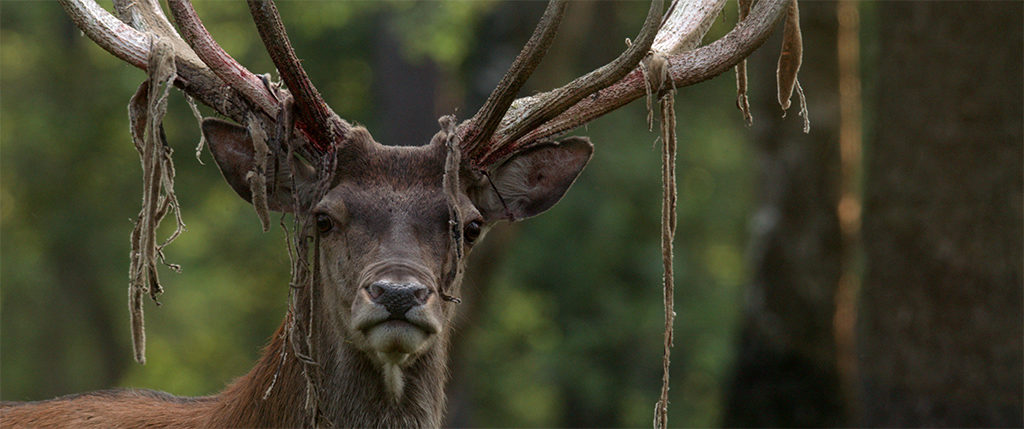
[1,390,215,428]
[1,320,448,428]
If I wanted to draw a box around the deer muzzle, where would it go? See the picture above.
[350,266,443,364]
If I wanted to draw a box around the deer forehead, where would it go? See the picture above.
[317,143,461,241]
[320,183,451,228]
[316,185,455,271]
[336,137,449,188]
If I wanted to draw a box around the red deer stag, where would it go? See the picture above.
[2,0,792,427]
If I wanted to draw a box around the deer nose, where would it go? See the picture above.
[366,281,431,317]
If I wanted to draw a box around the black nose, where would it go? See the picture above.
[367,281,431,317]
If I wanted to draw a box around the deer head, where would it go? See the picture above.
[200,113,592,395]
[38,0,794,426]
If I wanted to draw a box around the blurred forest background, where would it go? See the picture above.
[1,1,1020,427]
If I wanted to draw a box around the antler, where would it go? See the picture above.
[246,0,350,153]
[60,0,347,159]
[60,0,353,363]
[461,0,665,165]
[460,0,791,169]
[60,0,267,126]
[165,0,280,120]
[460,0,568,157]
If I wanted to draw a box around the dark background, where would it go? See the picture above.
[2,1,1020,427]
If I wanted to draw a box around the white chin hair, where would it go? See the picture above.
[380,361,405,398]
[366,322,428,355]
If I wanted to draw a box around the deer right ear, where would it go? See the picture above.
[202,118,313,212]
[470,136,594,223]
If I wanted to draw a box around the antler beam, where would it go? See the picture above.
[60,0,151,69]
[517,0,789,148]
[61,0,352,161]
[59,0,268,129]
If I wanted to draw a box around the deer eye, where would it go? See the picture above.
[464,220,482,244]
[315,213,333,234]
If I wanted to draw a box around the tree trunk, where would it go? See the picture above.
[858,1,1023,426]
[722,1,846,426]
[371,13,441,147]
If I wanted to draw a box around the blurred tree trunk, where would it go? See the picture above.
[441,3,543,425]
[443,225,517,426]
[858,2,1023,426]
[371,13,440,147]
[442,2,609,426]
[51,245,130,396]
[722,1,846,426]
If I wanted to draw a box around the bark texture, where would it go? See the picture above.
[723,1,846,426]
[858,1,1023,426]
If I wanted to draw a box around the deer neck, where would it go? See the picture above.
[209,313,450,428]
[318,330,451,428]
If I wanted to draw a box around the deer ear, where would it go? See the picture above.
[472,136,593,222]
[202,118,313,212]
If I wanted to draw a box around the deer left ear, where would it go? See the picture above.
[471,136,593,222]
[202,118,315,212]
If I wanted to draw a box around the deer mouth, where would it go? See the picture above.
[359,316,438,336]
[360,319,432,359]
[352,309,441,359]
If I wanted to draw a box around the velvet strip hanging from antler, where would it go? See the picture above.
[126,38,184,364]
[643,50,678,429]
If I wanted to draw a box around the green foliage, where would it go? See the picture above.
[386,0,497,69]
[2,1,762,426]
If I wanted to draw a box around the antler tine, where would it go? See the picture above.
[167,0,281,120]
[461,0,567,159]
[472,0,789,167]
[247,0,347,153]
[528,0,788,140]
[466,0,665,167]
